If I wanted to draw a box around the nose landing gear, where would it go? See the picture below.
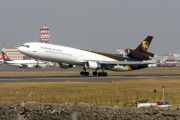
[80,66,89,76]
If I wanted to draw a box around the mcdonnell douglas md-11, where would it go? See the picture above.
[18,36,156,76]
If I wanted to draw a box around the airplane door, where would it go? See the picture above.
[33,46,38,56]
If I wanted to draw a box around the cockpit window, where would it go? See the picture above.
[21,45,30,48]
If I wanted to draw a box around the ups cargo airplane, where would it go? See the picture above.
[19,36,156,76]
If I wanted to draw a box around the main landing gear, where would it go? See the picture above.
[92,71,107,76]
[80,66,108,76]
[98,72,107,76]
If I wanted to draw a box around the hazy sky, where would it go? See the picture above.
[0,1,180,55]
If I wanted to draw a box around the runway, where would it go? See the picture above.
[0,65,180,82]
[0,74,180,82]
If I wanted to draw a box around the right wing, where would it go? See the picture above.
[80,59,156,65]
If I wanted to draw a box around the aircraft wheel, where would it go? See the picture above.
[103,72,107,76]
[93,72,97,76]
[80,71,89,76]
[85,72,89,76]
[98,72,102,76]
[98,72,107,76]
[80,71,84,75]
[104,72,107,76]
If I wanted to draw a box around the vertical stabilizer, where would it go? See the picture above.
[0,53,4,61]
[135,36,153,52]
[1,51,12,61]
[125,36,154,60]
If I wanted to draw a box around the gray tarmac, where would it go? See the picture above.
[0,64,180,82]
[0,75,180,83]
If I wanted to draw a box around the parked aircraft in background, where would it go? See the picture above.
[0,53,4,64]
[19,36,156,76]
[1,51,46,68]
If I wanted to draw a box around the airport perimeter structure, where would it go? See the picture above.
[0,87,180,119]
[0,67,180,119]
[0,88,180,107]
[0,102,180,119]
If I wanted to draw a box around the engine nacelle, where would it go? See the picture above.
[87,61,101,70]
[59,63,73,69]
[125,49,154,60]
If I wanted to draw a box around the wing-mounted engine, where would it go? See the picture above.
[125,49,154,60]
[87,61,101,70]
[59,63,73,69]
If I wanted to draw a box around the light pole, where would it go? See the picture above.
[162,84,165,101]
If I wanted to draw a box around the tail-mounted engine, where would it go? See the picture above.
[125,49,154,60]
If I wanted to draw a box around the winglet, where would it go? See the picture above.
[1,51,12,61]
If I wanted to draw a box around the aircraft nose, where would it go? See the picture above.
[18,46,23,52]
[18,46,25,53]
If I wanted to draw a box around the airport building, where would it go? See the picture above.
[2,47,26,60]
[153,54,180,67]
[116,48,125,56]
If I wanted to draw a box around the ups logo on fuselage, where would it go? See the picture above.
[142,41,149,51]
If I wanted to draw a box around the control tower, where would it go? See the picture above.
[39,26,50,43]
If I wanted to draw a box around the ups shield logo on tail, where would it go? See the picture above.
[142,41,149,51]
